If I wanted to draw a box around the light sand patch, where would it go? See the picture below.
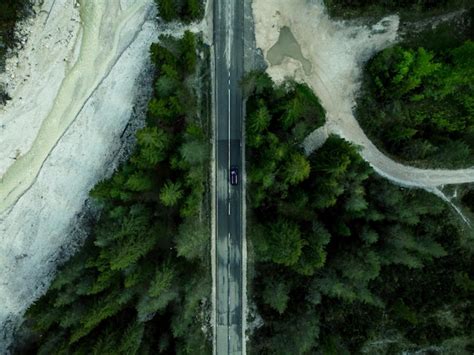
[0,0,82,177]
[253,0,474,189]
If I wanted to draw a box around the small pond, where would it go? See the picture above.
[267,26,312,75]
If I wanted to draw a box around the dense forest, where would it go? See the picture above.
[245,72,474,354]
[8,0,474,353]
[324,0,473,19]
[326,1,474,169]
[14,29,212,355]
[357,39,474,168]
[462,187,474,213]
[154,0,204,23]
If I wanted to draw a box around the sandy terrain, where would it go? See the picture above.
[0,0,155,213]
[252,0,474,190]
[0,0,81,178]
[0,0,159,350]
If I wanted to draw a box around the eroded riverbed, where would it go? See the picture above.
[0,0,150,213]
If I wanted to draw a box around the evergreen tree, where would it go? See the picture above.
[156,0,177,22]
[261,275,292,314]
[134,126,171,167]
[266,219,304,267]
[175,217,209,261]
[283,152,311,185]
[160,180,184,207]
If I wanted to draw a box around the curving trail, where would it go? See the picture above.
[0,0,150,214]
[252,0,474,191]
[328,115,474,189]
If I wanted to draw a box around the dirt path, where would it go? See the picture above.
[252,0,474,191]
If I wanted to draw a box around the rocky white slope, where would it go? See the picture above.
[0,0,158,349]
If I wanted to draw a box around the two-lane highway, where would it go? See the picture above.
[213,0,245,354]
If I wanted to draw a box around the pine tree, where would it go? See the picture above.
[292,222,331,276]
[155,74,178,98]
[262,275,291,314]
[157,0,177,22]
[175,217,208,261]
[267,219,304,267]
[133,126,171,167]
[283,152,311,185]
[148,261,176,297]
[248,101,271,134]
[125,171,154,192]
[180,139,207,165]
[179,31,197,74]
[185,0,203,21]
[160,180,184,207]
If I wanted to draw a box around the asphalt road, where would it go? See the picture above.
[213,0,244,354]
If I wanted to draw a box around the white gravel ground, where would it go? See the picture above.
[0,0,159,350]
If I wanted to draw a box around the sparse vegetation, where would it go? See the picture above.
[0,0,30,104]
[0,0,29,63]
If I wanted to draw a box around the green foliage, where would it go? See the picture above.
[185,0,204,21]
[134,126,171,167]
[175,217,209,261]
[280,82,325,131]
[155,0,177,22]
[246,71,474,354]
[462,188,474,212]
[180,139,207,165]
[119,322,145,355]
[0,0,30,73]
[20,31,211,353]
[283,153,311,186]
[292,222,330,276]
[136,289,179,322]
[244,72,325,210]
[155,0,204,23]
[266,219,304,266]
[155,74,179,98]
[160,180,184,207]
[261,275,291,314]
[126,172,154,192]
[256,309,320,354]
[180,31,198,74]
[247,100,271,135]
[370,46,440,99]
[148,261,176,297]
[358,41,474,168]
[324,0,473,20]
